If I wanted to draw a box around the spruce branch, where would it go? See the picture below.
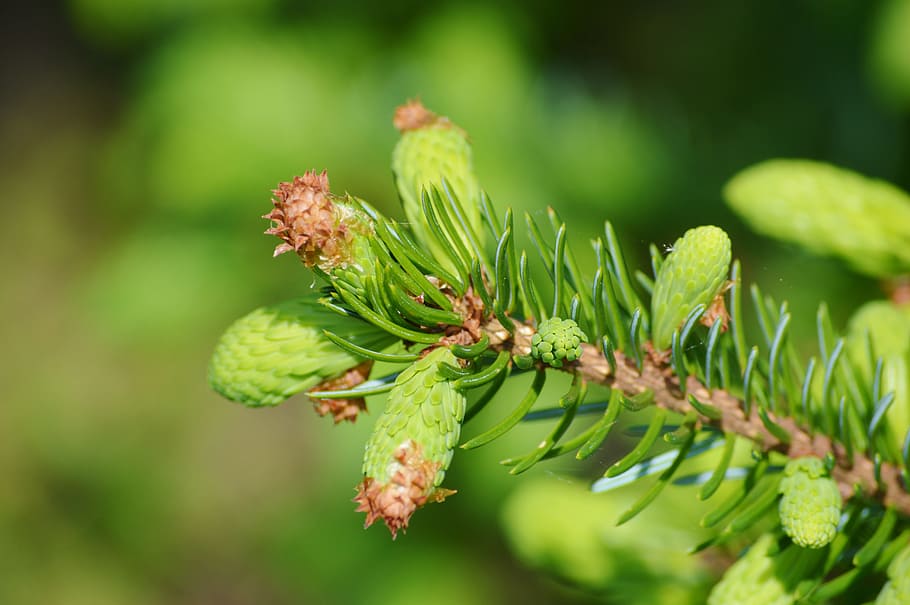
[564,341,910,516]
[208,99,910,603]
[480,308,910,515]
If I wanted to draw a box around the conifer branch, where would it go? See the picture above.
[209,99,910,602]
[490,324,910,516]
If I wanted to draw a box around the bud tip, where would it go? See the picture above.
[353,440,453,538]
[393,99,443,133]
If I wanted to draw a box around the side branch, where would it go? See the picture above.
[494,324,910,516]
[602,348,910,515]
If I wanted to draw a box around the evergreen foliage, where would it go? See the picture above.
[210,100,910,601]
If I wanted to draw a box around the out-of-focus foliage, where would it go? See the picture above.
[870,0,910,107]
[79,228,265,346]
[67,0,279,47]
[724,159,910,278]
[100,23,387,221]
[846,300,910,458]
[501,477,712,603]
[5,1,910,603]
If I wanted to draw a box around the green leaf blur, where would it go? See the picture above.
[5,1,910,603]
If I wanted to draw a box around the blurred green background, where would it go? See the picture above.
[4,1,910,603]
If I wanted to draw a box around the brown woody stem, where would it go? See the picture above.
[488,322,910,517]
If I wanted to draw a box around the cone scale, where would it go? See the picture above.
[354,347,467,537]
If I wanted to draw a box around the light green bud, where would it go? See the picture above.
[208,295,393,409]
[846,301,910,458]
[391,100,483,270]
[650,225,732,350]
[708,535,794,605]
[847,301,910,362]
[263,170,376,289]
[355,347,467,537]
[876,543,910,605]
[724,159,910,278]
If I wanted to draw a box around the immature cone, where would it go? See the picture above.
[778,457,842,549]
[500,478,706,596]
[354,347,466,537]
[650,226,732,350]
[724,159,910,277]
[708,533,826,605]
[846,300,910,458]
[531,317,587,368]
[208,295,394,421]
[876,543,910,605]
[708,535,793,605]
[391,100,483,269]
[263,170,376,283]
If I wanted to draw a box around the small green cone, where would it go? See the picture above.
[208,294,394,421]
[708,535,794,605]
[530,317,587,368]
[263,170,376,288]
[391,100,483,271]
[778,457,842,549]
[724,159,910,278]
[354,347,466,537]
[847,301,910,362]
[876,543,910,605]
[650,226,732,351]
[846,300,910,458]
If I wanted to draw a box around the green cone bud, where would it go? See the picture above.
[500,478,707,596]
[651,225,732,350]
[209,295,394,417]
[354,347,467,537]
[847,301,910,361]
[708,535,794,605]
[531,317,587,368]
[263,170,376,287]
[846,301,910,458]
[724,159,910,277]
[877,543,910,605]
[778,457,842,549]
[391,101,483,270]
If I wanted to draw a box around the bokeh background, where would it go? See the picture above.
[4,1,910,603]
